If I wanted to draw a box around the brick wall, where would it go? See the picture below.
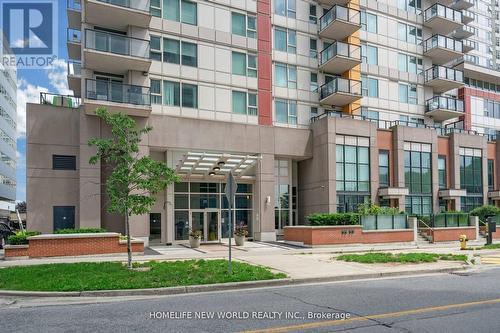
[431,227,476,242]
[480,226,500,239]
[4,233,144,259]
[4,245,29,258]
[284,226,414,246]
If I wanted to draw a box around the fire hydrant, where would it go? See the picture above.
[459,234,468,250]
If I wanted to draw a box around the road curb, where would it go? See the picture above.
[0,266,469,297]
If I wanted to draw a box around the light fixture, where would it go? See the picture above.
[209,171,216,176]
[217,161,225,167]
[213,166,221,171]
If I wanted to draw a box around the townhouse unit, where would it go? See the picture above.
[26,0,500,245]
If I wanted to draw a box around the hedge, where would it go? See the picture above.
[54,228,107,234]
[307,213,360,226]
[470,205,500,223]
[7,231,41,245]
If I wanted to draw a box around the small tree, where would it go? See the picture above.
[89,108,179,268]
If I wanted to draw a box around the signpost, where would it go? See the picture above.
[225,171,237,274]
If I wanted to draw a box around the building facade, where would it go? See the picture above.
[26,0,500,245]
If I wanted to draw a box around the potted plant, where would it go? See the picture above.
[189,229,202,248]
[234,224,248,246]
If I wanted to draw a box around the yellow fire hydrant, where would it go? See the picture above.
[459,234,468,250]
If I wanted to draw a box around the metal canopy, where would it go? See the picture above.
[176,152,259,179]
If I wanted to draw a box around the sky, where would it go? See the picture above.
[15,1,70,202]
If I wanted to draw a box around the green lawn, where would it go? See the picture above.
[0,260,286,292]
[480,243,500,250]
[336,252,467,264]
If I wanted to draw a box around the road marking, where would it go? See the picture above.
[481,256,500,265]
[241,297,500,333]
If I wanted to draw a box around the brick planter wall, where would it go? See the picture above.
[284,226,414,246]
[430,227,476,242]
[4,233,144,259]
[479,226,500,239]
[4,245,29,258]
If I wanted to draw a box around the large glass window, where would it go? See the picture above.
[404,143,432,215]
[438,155,446,189]
[181,41,197,67]
[232,52,246,76]
[488,159,494,191]
[232,91,257,116]
[150,79,162,104]
[336,137,370,195]
[361,11,377,33]
[232,13,256,38]
[379,150,389,187]
[274,28,296,53]
[150,36,162,60]
[460,150,482,194]
[275,99,297,125]
[163,81,180,106]
[361,76,378,97]
[182,84,197,108]
[164,38,180,64]
[274,0,295,18]
[164,0,197,25]
[399,83,417,104]
[274,63,297,88]
[275,160,291,230]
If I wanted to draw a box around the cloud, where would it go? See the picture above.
[16,59,71,138]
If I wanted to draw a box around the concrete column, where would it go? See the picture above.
[398,197,406,212]
[454,197,461,212]
[470,215,479,241]
[392,127,406,188]
[165,150,175,244]
[255,153,276,241]
[408,216,417,244]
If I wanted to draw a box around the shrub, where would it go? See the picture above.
[307,213,360,226]
[470,205,500,223]
[54,228,107,234]
[7,231,41,245]
[356,202,402,216]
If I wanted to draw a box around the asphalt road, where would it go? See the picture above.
[2,267,500,332]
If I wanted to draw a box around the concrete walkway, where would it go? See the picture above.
[1,240,498,279]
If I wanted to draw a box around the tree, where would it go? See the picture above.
[88,108,179,268]
[15,201,26,213]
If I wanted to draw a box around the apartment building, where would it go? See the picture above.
[26,0,500,245]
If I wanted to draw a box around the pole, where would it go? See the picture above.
[228,186,232,275]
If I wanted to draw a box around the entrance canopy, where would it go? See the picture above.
[175,152,259,179]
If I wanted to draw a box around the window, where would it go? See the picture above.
[398,53,407,72]
[438,156,446,189]
[274,28,296,53]
[460,149,482,194]
[164,0,197,25]
[53,206,75,231]
[310,38,317,58]
[404,144,432,215]
[309,4,317,23]
[181,41,197,67]
[337,195,370,213]
[150,0,161,17]
[488,159,494,191]
[151,79,162,104]
[361,76,378,97]
[150,36,162,61]
[163,81,197,108]
[231,13,256,38]
[274,0,295,18]
[398,0,421,14]
[247,54,257,77]
[275,63,297,88]
[398,23,407,41]
[336,136,370,195]
[164,38,180,64]
[163,39,197,66]
[361,107,379,120]
[361,11,377,33]
[379,150,389,187]
[232,91,257,116]
[310,107,318,118]
[310,73,318,92]
[361,44,377,65]
[52,155,76,170]
[275,99,297,125]
[399,83,417,104]
[397,22,422,44]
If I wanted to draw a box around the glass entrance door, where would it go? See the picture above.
[190,210,220,243]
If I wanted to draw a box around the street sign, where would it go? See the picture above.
[225,171,237,275]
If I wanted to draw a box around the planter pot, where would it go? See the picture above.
[189,237,201,248]
[235,235,245,246]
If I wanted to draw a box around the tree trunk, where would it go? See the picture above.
[124,210,132,269]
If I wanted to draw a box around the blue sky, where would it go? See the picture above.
[15,0,70,202]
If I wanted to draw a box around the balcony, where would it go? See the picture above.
[426,96,464,122]
[84,29,151,74]
[452,25,475,39]
[67,61,82,97]
[84,79,151,117]
[40,92,81,109]
[67,29,81,60]
[84,0,151,30]
[425,65,464,93]
[462,39,475,53]
[424,4,463,35]
[67,0,81,30]
[461,9,474,24]
[423,35,463,65]
[317,0,349,7]
[319,5,360,41]
[451,0,473,10]
[319,78,361,106]
[319,42,361,75]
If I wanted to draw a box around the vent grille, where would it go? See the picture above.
[52,155,76,170]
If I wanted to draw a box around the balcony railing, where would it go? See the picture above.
[426,96,464,113]
[461,9,474,23]
[320,78,361,100]
[67,60,81,76]
[40,92,81,108]
[85,79,150,106]
[67,28,81,44]
[85,29,150,59]
[96,0,150,13]
[424,65,464,83]
[319,5,360,31]
[67,0,81,11]
[424,35,463,53]
[424,4,462,24]
[319,42,361,65]
[455,24,475,35]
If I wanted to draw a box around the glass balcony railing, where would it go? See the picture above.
[320,78,362,100]
[461,9,474,22]
[424,65,464,83]
[426,96,464,113]
[455,25,475,35]
[319,5,360,31]
[85,79,151,106]
[40,92,81,109]
[67,0,81,11]
[67,28,81,44]
[319,42,361,65]
[96,0,150,13]
[424,4,462,24]
[462,39,476,50]
[424,35,463,53]
[85,29,150,59]
[67,61,81,76]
